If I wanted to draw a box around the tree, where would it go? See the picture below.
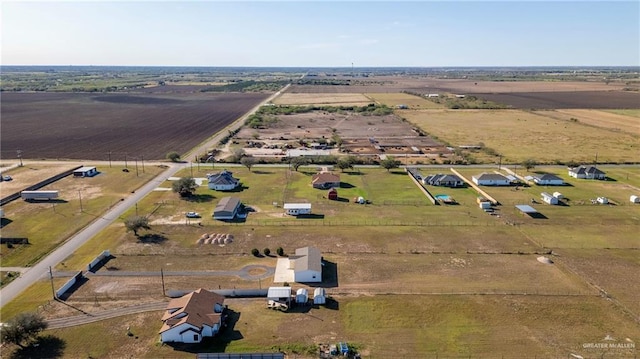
[276,247,284,256]
[0,312,48,348]
[166,151,181,162]
[380,156,401,172]
[335,156,355,172]
[251,248,260,257]
[263,248,271,256]
[124,216,150,237]
[522,158,537,171]
[172,177,198,197]
[290,157,309,172]
[241,156,257,172]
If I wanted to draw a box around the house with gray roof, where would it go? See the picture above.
[213,197,242,220]
[568,166,605,180]
[274,246,322,283]
[423,174,464,187]
[207,170,240,191]
[472,173,510,186]
[532,173,565,186]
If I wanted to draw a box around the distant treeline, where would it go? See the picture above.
[200,80,288,93]
[245,104,393,128]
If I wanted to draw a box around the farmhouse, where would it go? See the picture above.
[73,166,98,177]
[532,173,564,186]
[541,192,558,205]
[213,197,242,220]
[159,288,225,344]
[423,174,464,187]
[274,246,323,283]
[283,203,312,216]
[568,165,606,180]
[312,172,340,189]
[472,173,510,186]
[207,170,240,191]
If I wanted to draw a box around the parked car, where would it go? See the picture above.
[185,211,201,218]
[2,175,13,181]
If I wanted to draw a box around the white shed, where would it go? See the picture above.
[295,288,308,304]
[597,197,608,204]
[630,195,640,203]
[553,192,564,200]
[541,192,558,205]
[313,288,326,305]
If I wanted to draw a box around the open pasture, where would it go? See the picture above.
[403,109,639,163]
[546,109,640,135]
[366,92,444,109]
[0,92,268,160]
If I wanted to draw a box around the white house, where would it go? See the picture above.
[532,173,564,186]
[207,170,240,191]
[274,246,323,283]
[472,173,510,186]
[283,203,311,216]
[159,288,225,344]
[568,166,606,180]
[541,192,558,205]
[73,166,98,177]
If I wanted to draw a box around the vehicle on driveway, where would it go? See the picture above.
[185,211,201,218]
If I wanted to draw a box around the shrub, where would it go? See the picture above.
[251,248,260,257]
[276,247,284,256]
[263,248,271,256]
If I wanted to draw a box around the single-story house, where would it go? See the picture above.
[568,166,606,180]
[73,166,98,177]
[541,192,558,205]
[207,170,240,191]
[274,246,323,283]
[213,197,241,220]
[532,173,564,186]
[283,203,311,216]
[159,288,225,344]
[423,174,464,187]
[312,172,340,189]
[472,173,510,186]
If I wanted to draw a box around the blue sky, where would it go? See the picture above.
[2,1,638,67]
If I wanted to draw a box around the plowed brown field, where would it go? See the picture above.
[1,92,268,160]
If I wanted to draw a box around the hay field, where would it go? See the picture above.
[366,92,444,109]
[547,109,640,135]
[272,93,373,106]
[403,109,639,163]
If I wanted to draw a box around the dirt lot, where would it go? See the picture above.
[272,93,374,106]
[0,92,268,161]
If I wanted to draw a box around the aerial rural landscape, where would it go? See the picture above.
[1,1,639,358]
[1,65,638,359]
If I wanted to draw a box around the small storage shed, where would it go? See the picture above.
[267,287,292,306]
[478,200,491,209]
[553,192,564,200]
[73,166,98,177]
[328,188,338,200]
[295,288,308,304]
[313,288,326,305]
[541,192,558,205]
[630,195,640,203]
[597,197,609,204]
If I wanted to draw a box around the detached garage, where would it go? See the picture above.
[73,166,98,177]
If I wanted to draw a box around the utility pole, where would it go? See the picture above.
[124,153,128,168]
[78,190,83,212]
[17,150,23,167]
[160,268,166,296]
[141,155,145,173]
[49,266,56,299]
[108,151,112,168]
[190,162,193,177]
[135,157,139,177]
[498,155,502,170]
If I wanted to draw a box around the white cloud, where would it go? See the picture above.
[360,39,379,45]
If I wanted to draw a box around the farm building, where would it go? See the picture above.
[328,188,338,200]
[283,203,311,216]
[423,174,464,187]
[313,288,327,305]
[21,190,59,201]
[553,192,564,200]
[472,173,510,186]
[631,195,640,203]
[213,197,241,220]
[207,170,240,191]
[541,192,558,205]
[295,288,308,304]
[312,172,340,189]
[159,288,225,344]
[73,166,98,177]
[274,246,323,283]
[267,287,292,307]
[568,165,606,180]
[532,173,564,186]
[597,197,609,204]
